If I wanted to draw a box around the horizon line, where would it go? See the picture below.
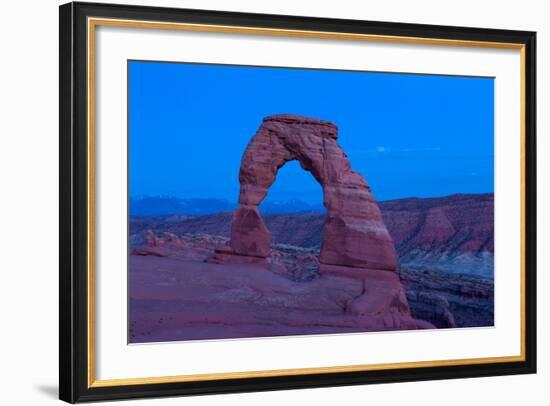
[129,191,495,203]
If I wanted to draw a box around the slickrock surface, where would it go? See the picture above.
[130,235,432,343]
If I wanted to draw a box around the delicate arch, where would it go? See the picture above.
[217,114,397,273]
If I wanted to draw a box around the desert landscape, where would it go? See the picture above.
[127,62,495,344]
[129,114,494,343]
[129,192,494,343]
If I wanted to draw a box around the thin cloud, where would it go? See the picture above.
[348,146,442,154]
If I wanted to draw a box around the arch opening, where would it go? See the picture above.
[258,159,326,281]
[259,159,325,215]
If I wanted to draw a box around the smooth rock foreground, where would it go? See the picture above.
[130,250,432,343]
[130,222,434,343]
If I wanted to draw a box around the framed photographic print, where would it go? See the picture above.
[59,1,537,403]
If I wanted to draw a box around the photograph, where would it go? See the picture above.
[55,2,537,402]
[128,61,495,343]
[0,0,543,404]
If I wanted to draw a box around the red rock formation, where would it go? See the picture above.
[131,230,188,257]
[214,114,397,273]
[129,255,432,343]
[380,193,494,277]
[129,194,494,331]
[228,206,271,258]
[131,193,494,277]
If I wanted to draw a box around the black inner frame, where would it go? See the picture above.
[59,1,537,403]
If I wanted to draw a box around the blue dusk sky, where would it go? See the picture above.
[129,61,494,203]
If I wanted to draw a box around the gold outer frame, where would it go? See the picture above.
[86,17,527,388]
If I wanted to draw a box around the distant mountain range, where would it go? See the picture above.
[130,193,494,277]
[130,197,233,216]
[130,196,324,216]
[380,193,493,277]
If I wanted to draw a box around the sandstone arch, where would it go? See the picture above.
[217,114,397,274]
